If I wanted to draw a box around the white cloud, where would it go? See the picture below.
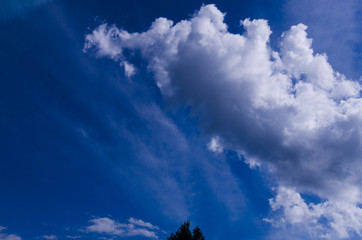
[121,61,136,78]
[42,235,57,240]
[84,4,362,238]
[0,227,21,240]
[85,217,159,239]
[207,137,223,153]
[128,218,159,230]
[283,0,361,79]
[266,186,362,239]
[83,23,123,60]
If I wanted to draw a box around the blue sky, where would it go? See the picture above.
[0,0,361,240]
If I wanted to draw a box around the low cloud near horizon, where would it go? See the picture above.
[84,4,362,239]
[0,226,21,240]
[85,217,159,239]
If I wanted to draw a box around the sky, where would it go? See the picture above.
[0,0,361,240]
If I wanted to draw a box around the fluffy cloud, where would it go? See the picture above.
[266,186,362,239]
[84,4,362,238]
[85,217,159,239]
[0,227,21,240]
[283,0,362,79]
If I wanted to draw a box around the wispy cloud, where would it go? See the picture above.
[85,217,159,239]
[0,0,53,21]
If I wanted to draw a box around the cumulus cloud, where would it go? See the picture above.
[85,217,159,239]
[84,4,362,238]
[0,227,21,240]
[266,186,362,239]
[283,0,362,79]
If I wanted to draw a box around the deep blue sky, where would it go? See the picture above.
[0,0,361,240]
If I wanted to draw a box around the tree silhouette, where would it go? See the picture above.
[167,221,205,240]
[192,226,205,240]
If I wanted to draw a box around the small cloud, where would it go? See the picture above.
[121,61,136,78]
[207,137,223,153]
[128,218,159,230]
[84,217,159,239]
[42,235,57,240]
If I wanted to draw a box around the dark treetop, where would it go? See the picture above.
[168,221,205,240]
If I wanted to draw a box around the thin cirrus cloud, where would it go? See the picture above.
[0,0,53,21]
[85,217,159,239]
[84,4,362,239]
